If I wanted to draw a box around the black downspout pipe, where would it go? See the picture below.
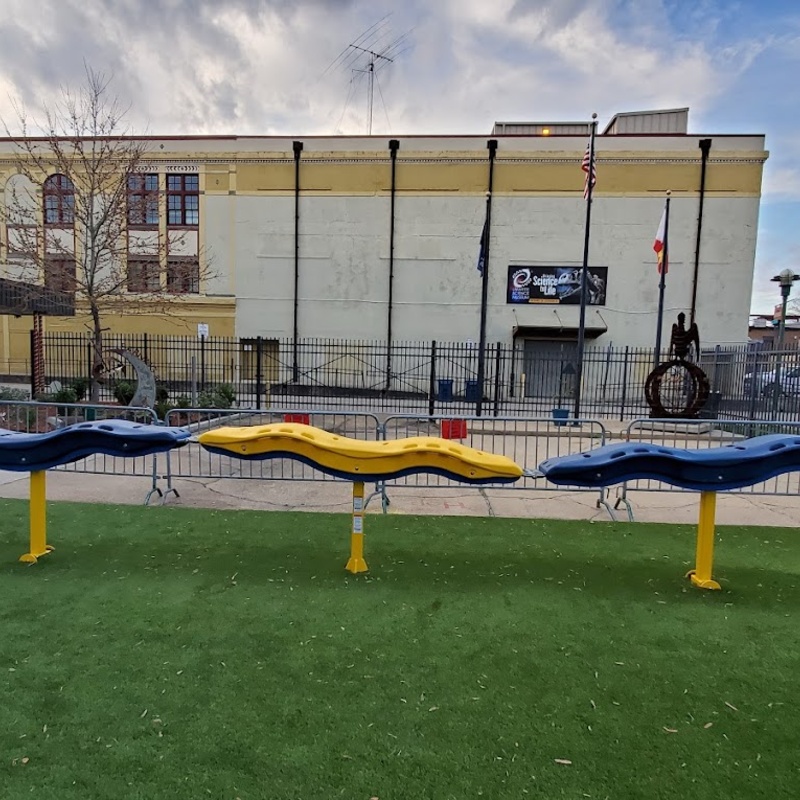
[292,140,303,383]
[476,139,498,417]
[690,138,712,326]
[386,139,400,391]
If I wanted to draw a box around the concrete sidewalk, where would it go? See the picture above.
[1,468,798,527]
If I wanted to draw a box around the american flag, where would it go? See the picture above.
[581,141,596,200]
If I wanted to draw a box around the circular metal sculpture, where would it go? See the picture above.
[645,313,711,418]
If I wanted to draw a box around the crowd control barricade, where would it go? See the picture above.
[0,400,162,504]
[615,418,800,521]
[378,414,614,518]
[160,408,383,505]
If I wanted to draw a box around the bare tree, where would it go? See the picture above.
[2,67,211,402]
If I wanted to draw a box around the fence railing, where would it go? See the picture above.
[2,401,800,515]
[13,332,800,422]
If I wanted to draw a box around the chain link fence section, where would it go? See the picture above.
[0,400,162,503]
[378,414,614,517]
[614,418,800,520]
[159,408,383,503]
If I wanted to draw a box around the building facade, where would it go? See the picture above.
[0,108,767,380]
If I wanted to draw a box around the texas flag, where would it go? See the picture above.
[653,207,668,274]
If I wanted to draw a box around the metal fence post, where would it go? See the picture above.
[256,336,264,411]
[29,329,36,397]
[190,356,198,407]
[493,341,502,417]
[620,346,629,421]
[200,335,206,390]
[746,346,759,434]
[428,340,437,417]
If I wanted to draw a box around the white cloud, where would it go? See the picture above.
[762,167,800,202]
[0,0,781,137]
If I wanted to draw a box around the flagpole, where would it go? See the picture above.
[573,113,598,421]
[654,191,671,368]
[476,138,498,418]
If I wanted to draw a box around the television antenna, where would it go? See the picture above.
[325,16,412,135]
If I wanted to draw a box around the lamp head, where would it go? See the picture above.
[771,269,800,298]
[771,269,800,287]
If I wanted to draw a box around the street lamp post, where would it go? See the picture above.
[769,269,800,417]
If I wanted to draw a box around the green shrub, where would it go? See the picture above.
[52,387,78,416]
[175,395,192,409]
[216,383,236,407]
[0,387,30,402]
[53,387,78,405]
[197,384,236,410]
[156,383,170,403]
[70,378,90,402]
[113,380,136,405]
[154,399,175,421]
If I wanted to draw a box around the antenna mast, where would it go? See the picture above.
[325,16,412,135]
[348,44,393,135]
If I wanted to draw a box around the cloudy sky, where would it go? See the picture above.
[0,0,796,313]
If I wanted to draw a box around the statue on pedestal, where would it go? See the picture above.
[644,313,711,419]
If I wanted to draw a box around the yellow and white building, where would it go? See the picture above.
[0,107,767,377]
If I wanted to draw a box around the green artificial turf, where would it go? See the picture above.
[0,500,799,799]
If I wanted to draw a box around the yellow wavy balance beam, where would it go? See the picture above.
[197,423,525,575]
[197,423,524,484]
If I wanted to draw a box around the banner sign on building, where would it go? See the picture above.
[506,266,608,306]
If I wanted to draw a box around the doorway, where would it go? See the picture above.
[522,339,578,403]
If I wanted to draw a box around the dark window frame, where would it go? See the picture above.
[43,257,77,294]
[127,174,160,228]
[166,174,199,227]
[126,256,161,293]
[166,257,200,294]
[43,174,75,226]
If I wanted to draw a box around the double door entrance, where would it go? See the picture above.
[521,339,578,403]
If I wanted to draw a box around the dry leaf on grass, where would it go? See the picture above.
[663,727,678,734]
[704,722,713,729]
[725,702,738,712]
[554,759,572,765]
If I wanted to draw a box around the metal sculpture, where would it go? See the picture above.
[644,313,710,418]
[110,348,157,409]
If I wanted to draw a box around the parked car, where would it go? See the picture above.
[743,365,800,397]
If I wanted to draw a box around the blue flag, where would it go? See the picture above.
[477,217,488,274]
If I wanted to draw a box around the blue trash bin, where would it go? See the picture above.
[465,379,481,402]
[551,408,570,427]
[437,379,454,402]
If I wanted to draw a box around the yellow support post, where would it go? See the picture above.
[20,470,54,564]
[686,491,721,590]
[346,481,368,574]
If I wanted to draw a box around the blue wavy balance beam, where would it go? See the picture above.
[0,420,190,472]
[537,434,800,492]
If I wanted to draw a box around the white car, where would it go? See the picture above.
[743,365,800,397]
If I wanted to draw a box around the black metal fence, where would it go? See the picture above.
[25,331,800,421]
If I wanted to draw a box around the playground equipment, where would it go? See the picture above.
[538,434,800,590]
[0,420,190,563]
[198,422,525,573]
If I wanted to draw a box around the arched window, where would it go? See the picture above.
[43,174,75,225]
